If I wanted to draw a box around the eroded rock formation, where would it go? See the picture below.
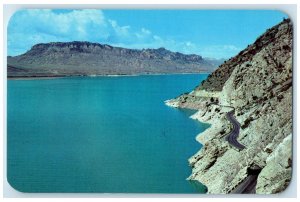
[166,18,292,194]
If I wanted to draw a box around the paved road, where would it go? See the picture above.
[231,174,258,194]
[206,101,245,150]
[205,101,254,192]
[225,110,246,150]
[231,165,262,194]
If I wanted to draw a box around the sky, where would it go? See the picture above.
[7,9,288,59]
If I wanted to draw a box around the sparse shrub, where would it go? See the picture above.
[282,45,290,51]
[277,94,284,101]
[220,130,226,135]
[241,117,254,129]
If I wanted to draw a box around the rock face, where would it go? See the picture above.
[7,42,217,77]
[166,19,292,194]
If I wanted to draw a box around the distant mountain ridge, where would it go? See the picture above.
[7,41,218,77]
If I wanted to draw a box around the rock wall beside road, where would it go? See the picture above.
[166,18,293,194]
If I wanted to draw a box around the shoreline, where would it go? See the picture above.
[8,76,65,80]
[7,72,211,80]
[164,78,292,194]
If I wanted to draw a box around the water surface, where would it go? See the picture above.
[7,74,209,193]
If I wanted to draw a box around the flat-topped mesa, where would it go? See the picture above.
[8,41,222,77]
[166,18,292,194]
[29,42,203,61]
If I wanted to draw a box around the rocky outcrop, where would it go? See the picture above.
[7,42,218,77]
[166,18,292,194]
[256,134,292,194]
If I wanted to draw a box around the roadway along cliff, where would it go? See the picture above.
[165,18,292,194]
[225,110,245,150]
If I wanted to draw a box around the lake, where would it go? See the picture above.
[7,74,210,193]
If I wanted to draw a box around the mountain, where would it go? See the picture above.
[7,42,217,77]
[203,57,226,71]
[165,18,292,194]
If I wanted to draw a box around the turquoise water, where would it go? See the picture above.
[7,74,210,193]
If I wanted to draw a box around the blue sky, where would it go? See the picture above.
[7,9,287,59]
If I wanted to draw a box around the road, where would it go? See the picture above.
[225,110,246,150]
[206,101,245,150]
[231,174,258,194]
[204,101,255,192]
[207,102,252,192]
[231,165,262,194]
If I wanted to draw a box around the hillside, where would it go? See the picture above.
[166,18,292,194]
[7,42,217,77]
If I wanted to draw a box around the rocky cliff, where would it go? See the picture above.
[7,42,218,77]
[166,18,292,194]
